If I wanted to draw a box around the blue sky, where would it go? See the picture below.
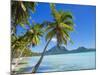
[16,2,96,52]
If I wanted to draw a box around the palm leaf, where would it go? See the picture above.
[60,23,74,31]
[61,11,73,22]
[50,3,61,23]
[46,29,56,41]
[64,20,74,26]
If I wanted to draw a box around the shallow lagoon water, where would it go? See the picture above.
[16,51,96,73]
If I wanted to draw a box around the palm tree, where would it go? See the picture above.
[11,35,28,73]
[11,32,28,59]
[12,24,43,74]
[11,0,36,60]
[32,3,74,73]
[25,24,44,46]
[11,0,36,33]
[11,1,36,54]
[12,24,43,62]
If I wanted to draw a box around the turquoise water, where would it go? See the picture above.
[17,51,96,73]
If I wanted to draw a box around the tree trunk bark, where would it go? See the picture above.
[15,47,26,66]
[32,38,52,73]
[12,46,26,73]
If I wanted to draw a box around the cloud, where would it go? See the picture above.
[51,38,57,42]
[61,44,66,47]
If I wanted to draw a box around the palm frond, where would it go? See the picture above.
[46,29,56,41]
[61,11,73,22]
[60,23,74,31]
[64,20,74,26]
[50,3,61,23]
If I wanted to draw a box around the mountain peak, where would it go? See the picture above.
[44,46,95,55]
[77,47,87,51]
[45,46,69,55]
[50,46,68,51]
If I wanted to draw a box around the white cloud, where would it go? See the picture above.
[51,38,57,42]
[61,44,66,47]
[61,44,67,49]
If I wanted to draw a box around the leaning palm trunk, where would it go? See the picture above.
[12,46,26,73]
[12,49,16,60]
[32,38,52,73]
[15,47,26,66]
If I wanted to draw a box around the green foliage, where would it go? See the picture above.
[25,24,44,46]
[11,24,43,58]
[13,48,40,58]
[11,1,36,32]
[11,3,75,73]
[45,3,75,46]
[11,3,75,59]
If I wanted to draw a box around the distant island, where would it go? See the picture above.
[21,46,95,57]
[43,46,96,55]
[13,48,40,58]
